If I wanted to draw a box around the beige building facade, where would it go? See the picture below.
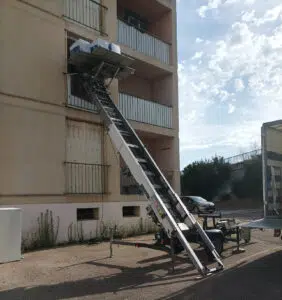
[0,0,180,242]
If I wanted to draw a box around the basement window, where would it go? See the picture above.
[77,208,99,221]
[122,206,140,217]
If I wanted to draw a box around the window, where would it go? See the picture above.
[122,206,140,217]
[77,208,99,221]
[67,36,89,101]
[123,9,148,32]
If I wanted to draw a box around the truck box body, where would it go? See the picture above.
[262,120,282,218]
[242,120,282,235]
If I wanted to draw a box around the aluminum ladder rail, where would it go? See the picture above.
[80,74,224,276]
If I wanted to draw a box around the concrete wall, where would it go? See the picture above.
[149,10,172,43]
[119,76,152,101]
[265,127,282,154]
[119,74,173,107]
[2,201,152,243]
[152,75,173,106]
[0,1,65,104]
[0,96,65,195]
[0,0,181,237]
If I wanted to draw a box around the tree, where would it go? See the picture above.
[181,156,232,200]
[232,154,262,199]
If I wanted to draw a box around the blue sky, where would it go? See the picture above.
[177,0,282,169]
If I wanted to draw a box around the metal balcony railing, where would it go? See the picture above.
[117,20,170,64]
[63,0,107,34]
[118,93,173,128]
[65,162,109,194]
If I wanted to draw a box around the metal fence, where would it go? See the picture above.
[118,93,173,128]
[225,149,262,165]
[64,0,107,34]
[65,162,109,194]
[117,20,170,64]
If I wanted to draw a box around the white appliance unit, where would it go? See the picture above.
[0,208,22,263]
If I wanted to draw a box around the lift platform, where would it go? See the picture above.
[69,46,135,80]
[68,42,224,277]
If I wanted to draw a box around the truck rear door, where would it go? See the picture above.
[262,120,282,218]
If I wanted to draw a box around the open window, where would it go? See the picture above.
[67,36,88,101]
[123,9,148,32]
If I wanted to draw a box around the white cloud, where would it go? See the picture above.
[197,0,222,18]
[191,51,203,60]
[179,1,282,161]
[245,0,256,5]
[195,37,203,43]
[241,10,255,22]
[234,78,245,92]
[256,4,282,25]
[228,103,236,114]
[197,0,282,24]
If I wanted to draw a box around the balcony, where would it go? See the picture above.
[117,20,170,65]
[66,76,173,129]
[63,0,107,34]
[118,93,172,128]
[65,162,109,194]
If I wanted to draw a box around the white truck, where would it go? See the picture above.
[245,120,282,239]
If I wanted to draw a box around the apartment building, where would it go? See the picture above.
[0,0,180,242]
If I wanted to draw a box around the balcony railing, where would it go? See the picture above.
[65,162,109,194]
[117,20,170,64]
[118,93,173,128]
[67,75,98,112]
[66,79,172,129]
[63,0,107,34]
